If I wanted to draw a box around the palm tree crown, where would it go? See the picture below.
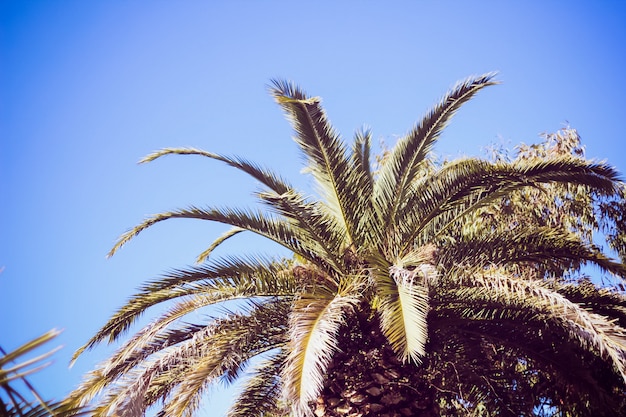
[65,74,626,417]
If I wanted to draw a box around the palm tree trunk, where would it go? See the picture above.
[312,309,439,417]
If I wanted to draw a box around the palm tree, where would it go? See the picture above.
[1,329,87,417]
[65,74,626,416]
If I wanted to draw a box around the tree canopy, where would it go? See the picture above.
[64,75,626,417]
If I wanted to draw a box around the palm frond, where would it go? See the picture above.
[195,227,244,263]
[352,127,373,189]
[397,156,622,252]
[376,265,430,363]
[1,330,90,417]
[259,190,347,272]
[141,147,349,265]
[160,300,289,417]
[107,206,332,271]
[455,269,626,383]
[68,300,289,416]
[74,283,294,377]
[558,280,626,325]
[269,80,347,222]
[374,73,498,235]
[350,127,379,248]
[71,257,295,363]
[227,350,286,417]
[0,331,61,371]
[282,280,361,416]
[441,227,626,278]
[3,400,89,417]
[269,80,373,249]
[138,255,292,294]
[1,331,60,416]
[67,297,226,411]
[140,147,292,195]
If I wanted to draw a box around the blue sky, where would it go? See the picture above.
[1,1,625,416]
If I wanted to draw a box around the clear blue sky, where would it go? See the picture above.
[1,1,625,416]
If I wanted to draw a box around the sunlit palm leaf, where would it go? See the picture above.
[282,281,361,416]
[376,265,429,363]
[74,289,293,398]
[72,256,295,362]
[161,301,289,417]
[107,206,333,271]
[269,80,373,249]
[375,73,498,236]
[69,301,289,416]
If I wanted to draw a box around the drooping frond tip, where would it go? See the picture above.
[268,79,312,102]
[457,71,500,88]
[138,147,219,164]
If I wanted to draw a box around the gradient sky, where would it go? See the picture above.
[2,1,626,416]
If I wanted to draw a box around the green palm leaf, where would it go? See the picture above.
[441,227,626,277]
[398,157,621,253]
[282,279,361,415]
[141,147,292,195]
[375,73,498,237]
[269,80,373,249]
[72,256,296,364]
[375,264,430,364]
[107,206,334,271]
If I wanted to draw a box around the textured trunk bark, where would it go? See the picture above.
[311,309,439,417]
